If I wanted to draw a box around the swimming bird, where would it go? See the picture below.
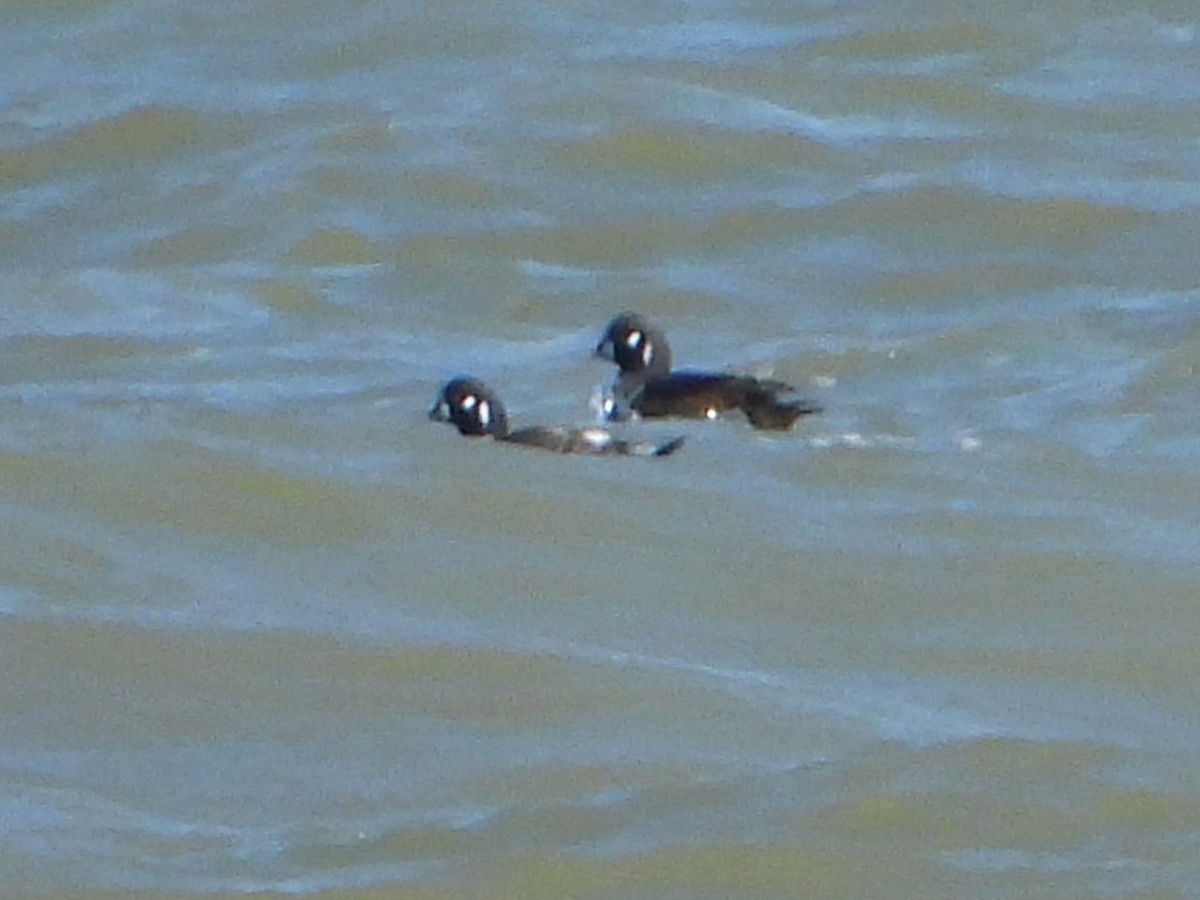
[430,377,685,456]
[594,313,821,430]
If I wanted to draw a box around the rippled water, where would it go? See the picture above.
[3,1,1200,897]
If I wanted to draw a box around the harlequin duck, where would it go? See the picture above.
[430,377,685,457]
[594,313,821,430]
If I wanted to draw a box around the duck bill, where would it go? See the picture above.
[429,401,450,421]
[594,338,615,361]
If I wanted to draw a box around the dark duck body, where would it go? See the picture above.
[430,377,684,457]
[594,313,821,430]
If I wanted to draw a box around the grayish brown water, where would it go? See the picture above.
[3,0,1200,897]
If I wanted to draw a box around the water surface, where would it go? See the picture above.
[3,0,1200,896]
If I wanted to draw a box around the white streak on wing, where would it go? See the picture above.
[477,399,490,427]
[578,427,613,449]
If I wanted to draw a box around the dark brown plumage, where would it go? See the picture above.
[594,313,820,430]
[430,377,684,457]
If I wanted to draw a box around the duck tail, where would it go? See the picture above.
[742,388,822,430]
[651,436,687,456]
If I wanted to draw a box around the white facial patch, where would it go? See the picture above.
[460,393,477,411]
[477,399,490,427]
[625,330,643,349]
[705,407,719,419]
